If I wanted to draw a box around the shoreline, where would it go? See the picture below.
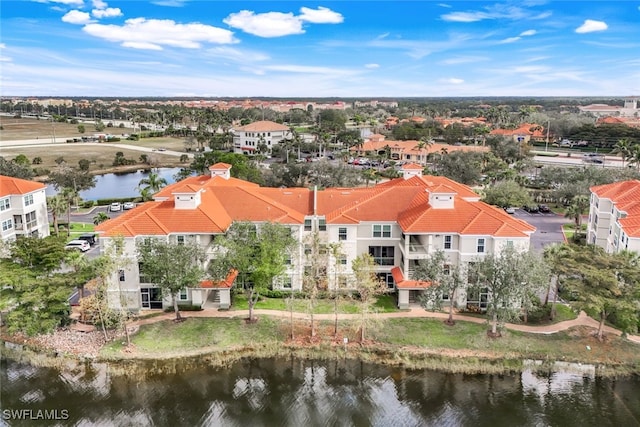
[2,309,639,378]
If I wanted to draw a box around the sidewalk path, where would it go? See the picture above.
[130,306,640,344]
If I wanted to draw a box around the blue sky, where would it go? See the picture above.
[1,1,639,97]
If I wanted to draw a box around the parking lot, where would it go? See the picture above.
[512,208,568,251]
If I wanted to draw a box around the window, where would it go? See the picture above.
[368,246,395,265]
[1,219,13,232]
[0,198,10,211]
[377,272,395,289]
[284,254,292,265]
[118,269,125,282]
[373,224,391,238]
[467,262,478,284]
[138,263,149,283]
[477,238,485,253]
[318,218,326,231]
[338,227,347,241]
[281,276,292,289]
[25,211,37,229]
[444,235,452,249]
[304,245,312,255]
[338,255,347,265]
[443,264,451,276]
[177,235,185,245]
[179,288,188,301]
[24,194,34,207]
[304,218,312,231]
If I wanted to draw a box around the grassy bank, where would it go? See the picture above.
[98,316,640,376]
[231,294,398,314]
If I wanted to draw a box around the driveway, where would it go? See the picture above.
[512,209,568,252]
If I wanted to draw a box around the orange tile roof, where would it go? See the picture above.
[209,162,232,170]
[402,163,424,170]
[200,269,238,289]
[351,140,489,156]
[391,267,433,289]
[97,170,534,238]
[235,120,290,132]
[0,175,46,197]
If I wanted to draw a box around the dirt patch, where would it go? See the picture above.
[0,117,133,141]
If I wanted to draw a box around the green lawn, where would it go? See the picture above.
[231,293,398,314]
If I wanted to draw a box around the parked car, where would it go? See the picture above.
[123,201,135,210]
[538,204,551,213]
[504,207,516,214]
[65,240,91,252]
[523,204,539,213]
[109,202,121,212]
[77,233,98,246]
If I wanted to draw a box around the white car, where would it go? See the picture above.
[123,202,135,210]
[65,240,91,252]
[504,207,516,214]
[109,202,121,212]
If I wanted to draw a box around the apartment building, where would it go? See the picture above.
[0,175,50,242]
[95,163,535,312]
[587,180,640,254]
[232,120,292,155]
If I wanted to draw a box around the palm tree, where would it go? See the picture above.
[93,212,109,225]
[415,138,432,165]
[564,195,590,240]
[60,187,79,236]
[47,195,67,237]
[612,138,633,168]
[627,144,640,171]
[137,170,167,198]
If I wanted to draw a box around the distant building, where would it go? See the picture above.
[587,180,640,254]
[0,175,50,242]
[579,97,640,118]
[232,120,292,155]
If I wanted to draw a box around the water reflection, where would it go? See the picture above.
[1,357,639,426]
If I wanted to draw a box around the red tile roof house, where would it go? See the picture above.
[588,180,640,254]
[489,123,546,144]
[231,120,292,155]
[0,175,50,243]
[95,163,535,312]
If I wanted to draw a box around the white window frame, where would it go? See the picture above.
[1,218,13,232]
[0,198,10,211]
[179,288,189,301]
[338,227,347,241]
[443,235,452,249]
[318,218,326,231]
[118,269,125,282]
[373,224,391,238]
[477,238,486,253]
[24,194,34,207]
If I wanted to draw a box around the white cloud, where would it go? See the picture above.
[439,56,489,65]
[224,7,343,38]
[499,36,521,44]
[151,0,188,7]
[205,46,270,62]
[263,65,354,75]
[223,10,303,38]
[442,77,464,84]
[438,3,452,8]
[0,43,6,49]
[62,10,94,25]
[364,63,379,69]
[92,0,107,8]
[82,18,237,50]
[575,19,608,34]
[121,41,163,50]
[298,7,343,24]
[441,4,551,23]
[92,7,122,19]
[520,29,537,36]
[39,0,85,6]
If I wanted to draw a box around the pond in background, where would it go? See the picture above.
[2,356,639,427]
[45,168,183,200]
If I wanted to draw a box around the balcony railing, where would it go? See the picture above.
[372,257,394,266]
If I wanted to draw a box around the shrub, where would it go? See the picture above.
[164,304,203,312]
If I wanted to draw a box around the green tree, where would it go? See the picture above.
[0,156,35,179]
[47,195,67,237]
[559,245,640,339]
[469,246,550,337]
[78,124,85,133]
[137,170,167,197]
[208,221,297,322]
[564,195,590,240]
[137,239,207,321]
[415,250,466,325]
[78,158,91,171]
[93,212,109,225]
[13,154,30,166]
[351,253,387,342]
[482,180,533,208]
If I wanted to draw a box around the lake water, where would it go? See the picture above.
[45,168,183,201]
[2,356,639,426]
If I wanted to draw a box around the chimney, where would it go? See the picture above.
[209,162,232,179]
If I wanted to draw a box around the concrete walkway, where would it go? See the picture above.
[130,306,640,344]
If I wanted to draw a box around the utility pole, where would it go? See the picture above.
[545,120,550,152]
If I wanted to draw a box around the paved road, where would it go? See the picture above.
[512,209,568,251]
